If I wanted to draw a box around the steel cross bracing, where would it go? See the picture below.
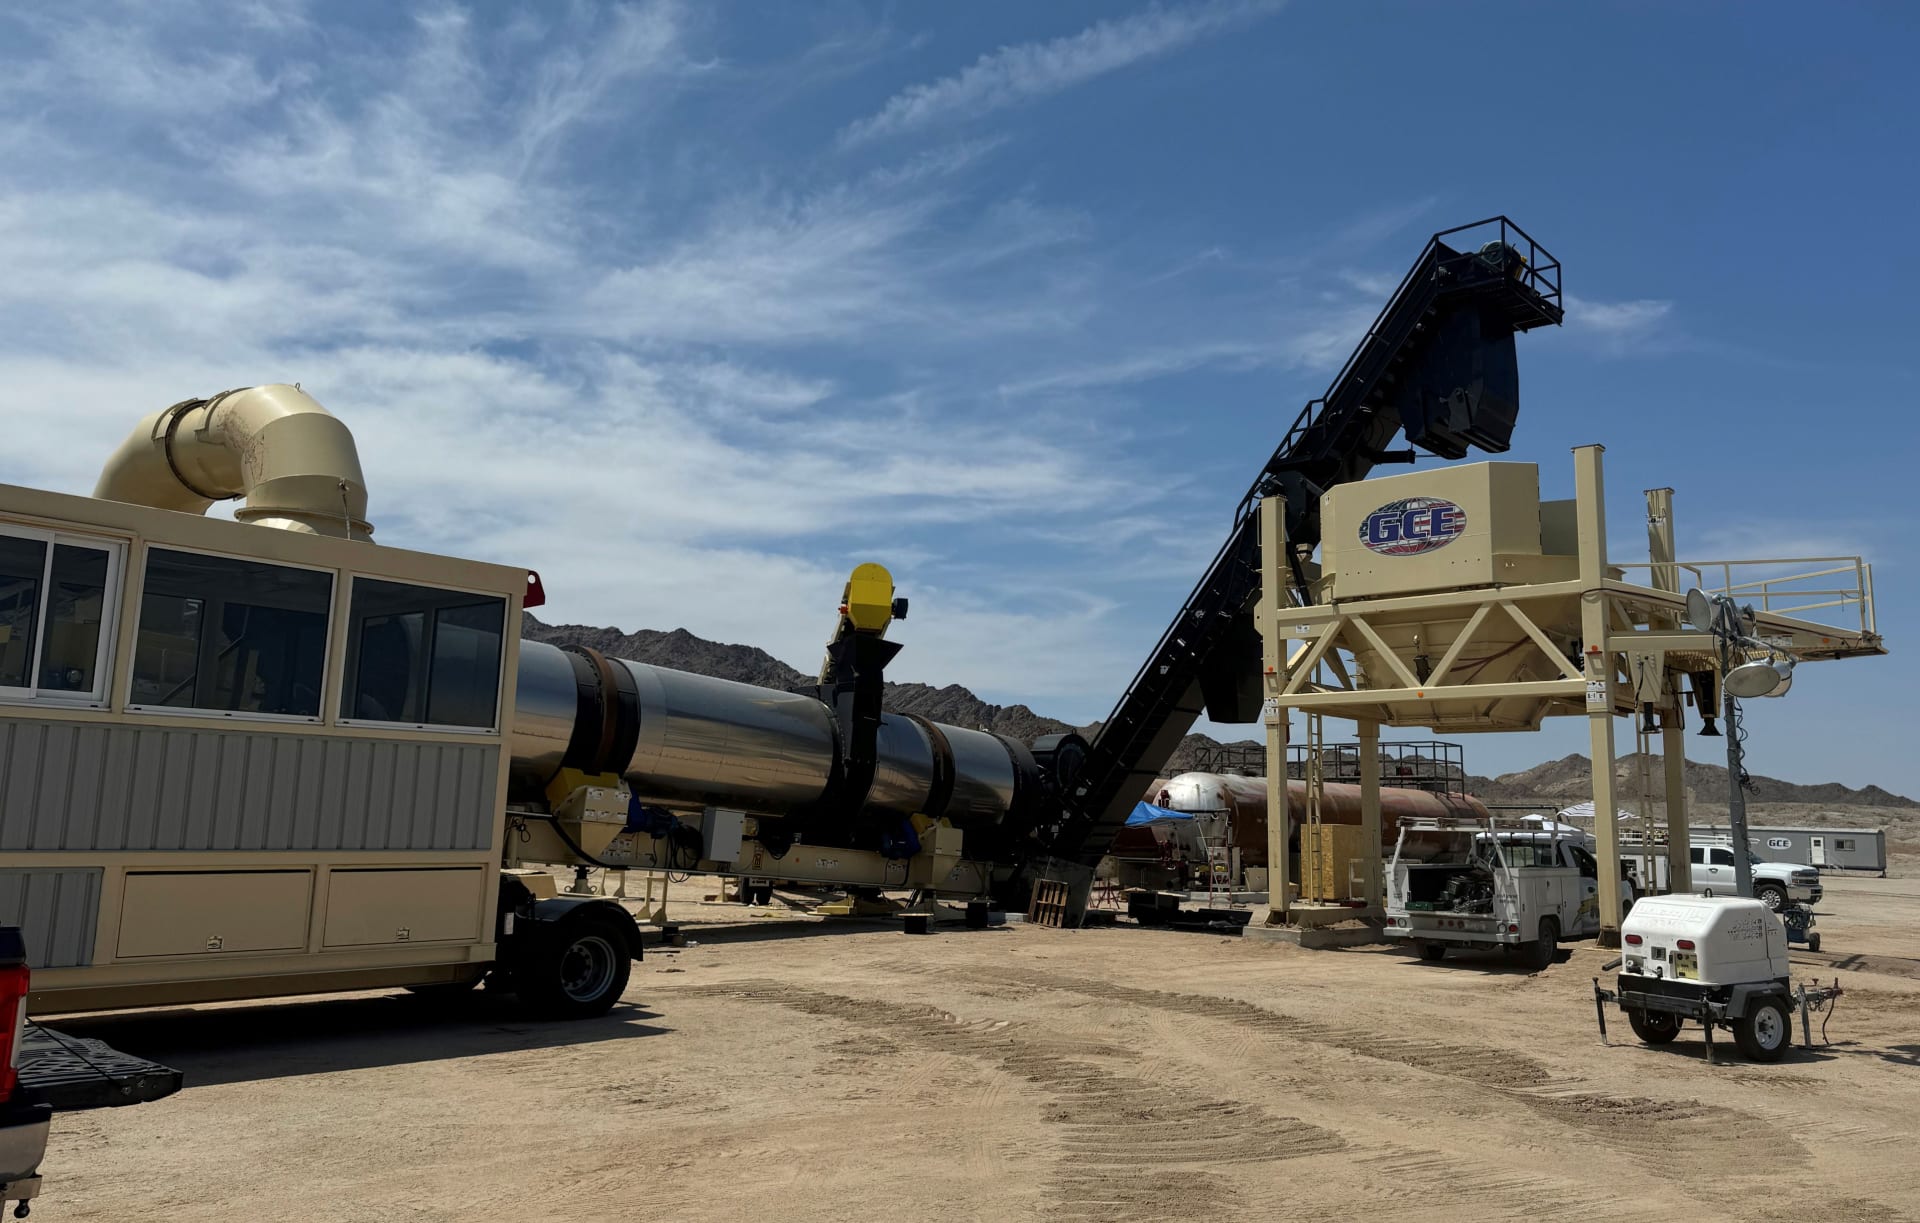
[1052,218,1563,864]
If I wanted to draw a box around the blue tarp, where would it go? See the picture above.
[1125,802,1195,827]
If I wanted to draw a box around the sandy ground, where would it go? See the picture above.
[36,872,1920,1223]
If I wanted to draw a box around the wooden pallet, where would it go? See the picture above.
[1028,879,1071,928]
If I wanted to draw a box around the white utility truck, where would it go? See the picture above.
[1383,819,1604,969]
[1592,894,1840,1063]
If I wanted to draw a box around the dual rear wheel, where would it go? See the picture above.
[514,914,634,1019]
[407,912,635,1020]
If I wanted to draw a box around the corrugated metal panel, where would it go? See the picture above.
[0,868,103,968]
[0,719,497,853]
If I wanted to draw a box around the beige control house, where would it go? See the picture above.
[1,385,637,1018]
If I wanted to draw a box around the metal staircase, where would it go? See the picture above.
[1051,218,1562,865]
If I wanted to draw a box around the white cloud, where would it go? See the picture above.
[839,0,1284,147]
[0,2,1412,724]
[0,11,283,118]
[1690,521,1872,568]
[1565,293,1674,336]
[995,341,1271,396]
[506,2,696,175]
[1318,196,1440,251]
[0,2,1174,717]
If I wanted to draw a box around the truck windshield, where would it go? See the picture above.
[1493,837,1558,868]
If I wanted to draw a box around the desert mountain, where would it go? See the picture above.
[1467,753,1915,809]
[522,615,1072,743]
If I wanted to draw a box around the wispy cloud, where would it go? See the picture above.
[1555,293,1682,357]
[838,0,1284,148]
[0,1,1194,717]
[1566,293,1674,336]
[3,3,1602,725]
[1691,520,1873,568]
[996,341,1271,396]
[0,9,285,118]
[1319,195,1440,251]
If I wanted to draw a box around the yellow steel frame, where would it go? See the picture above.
[1259,445,1886,942]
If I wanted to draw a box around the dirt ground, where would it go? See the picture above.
[38,871,1920,1223]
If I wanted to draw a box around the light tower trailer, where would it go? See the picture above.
[1592,894,1841,1063]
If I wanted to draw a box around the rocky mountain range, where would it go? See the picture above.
[1468,753,1915,810]
[521,614,1915,813]
[523,614,1074,743]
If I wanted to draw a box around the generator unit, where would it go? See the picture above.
[1592,894,1840,1063]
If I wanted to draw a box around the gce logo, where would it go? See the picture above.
[1360,496,1467,557]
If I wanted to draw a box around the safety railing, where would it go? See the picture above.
[1615,556,1877,637]
[1432,215,1562,313]
[1283,741,1467,796]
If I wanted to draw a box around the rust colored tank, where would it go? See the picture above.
[1143,772,1488,866]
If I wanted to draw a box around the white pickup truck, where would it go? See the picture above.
[1618,839,1823,911]
[1384,820,1607,969]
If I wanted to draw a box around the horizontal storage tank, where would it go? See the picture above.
[509,640,1035,832]
[1145,771,1489,865]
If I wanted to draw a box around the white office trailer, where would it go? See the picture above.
[1691,826,1887,875]
[1555,803,1886,883]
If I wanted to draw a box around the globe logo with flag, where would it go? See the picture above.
[1359,496,1467,556]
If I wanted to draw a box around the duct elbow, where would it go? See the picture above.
[93,384,374,541]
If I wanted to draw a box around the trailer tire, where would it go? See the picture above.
[1416,941,1447,961]
[1808,932,1821,953]
[517,913,633,1020]
[1627,1008,1681,1045]
[1733,995,1791,1062]
[1527,917,1559,971]
[1755,883,1787,912]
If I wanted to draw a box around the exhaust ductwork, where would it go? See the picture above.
[94,384,373,540]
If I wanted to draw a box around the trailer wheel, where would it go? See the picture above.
[1627,1008,1681,1045]
[1527,917,1559,971]
[1734,996,1791,1062]
[1755,883,1787,912]
[1808,932,1821,953]
[518,914,632,1019]
[1416,941,1447,961]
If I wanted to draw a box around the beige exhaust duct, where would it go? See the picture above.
[94,384,373,540]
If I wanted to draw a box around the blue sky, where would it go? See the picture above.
[1,1,1914,793]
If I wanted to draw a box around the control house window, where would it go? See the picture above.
[342,578,505,729]
[130,548,332,717]
[0,527,119,703]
